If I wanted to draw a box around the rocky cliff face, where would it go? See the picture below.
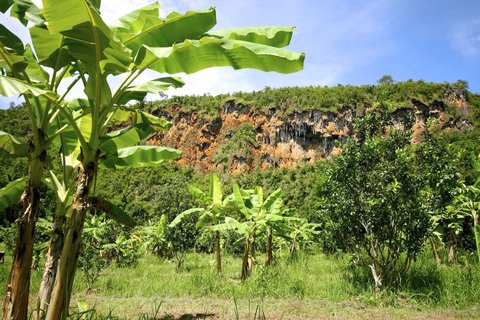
[147,90,472,174]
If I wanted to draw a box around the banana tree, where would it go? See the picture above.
[213,185,290,279]
[169,173,231,272]
[450,183,480,263]
[3,0,303,316]
[0,1,83,317]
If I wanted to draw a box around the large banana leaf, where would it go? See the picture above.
[208,26,295,48]
[24,44,49,83]
[111,109,172,131]
[0,177,26,211]
[101,145,181,168]
[9,0,43,26]
[233,184,249,216]
[90,196,135,227]
[0,131,28,157]
[135,37,304,75]
[30,25,71,68]
[99,125,155,155]
[112,5,216,52]
[42,0,130,75]
[0,0,13,13]
[169,208,204,227]
[0,24,27,73]
[0,75,57,99]
[210,174,222,207]
[116,77,185,105]
[263,188,283,211]
[188,186,210,206]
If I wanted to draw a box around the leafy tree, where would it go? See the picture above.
[322,128,430,290]
[414,135,460,264]
[377,75,395,85]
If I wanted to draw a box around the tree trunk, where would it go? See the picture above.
[46,160,96,320]
[35,206,66,318]
[369,263,383,292]
[215,230,221,273]
[265,227,273,266]
[473,225,480,264]
[3,143,45,320]
[448,229,455,263]
[241,237,252,281]
[429,237,441,265]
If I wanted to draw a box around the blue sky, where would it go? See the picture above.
[1,0,479,108]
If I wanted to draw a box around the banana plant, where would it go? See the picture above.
[213,185,289,279]
[169,174,231,272]
[3,0,304,317]
[449,183,480,263]
[0,1,82,318]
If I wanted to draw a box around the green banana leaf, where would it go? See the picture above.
[42,0,130,75]
[135,37,305,74]
[263,188,283,211]
[9,0,43,26]
[30,25,71,68]
[233,184,249,216]
[90,196,135,227]
[169,208,204,227]
[99,125,155,155]
[0,177,26,211]
[111,108,172,131]
[0,130,29,157]
[101,145,181,168]
[0,24,27,73]
[116,77,185,105]
[0,0,13,13]
[24,44,49,83]
[0,75,57,99]
[208,26,295,48]
[210,174,222,207]
[112,5,216,52]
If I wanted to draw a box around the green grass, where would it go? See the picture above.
[1,251,479,319]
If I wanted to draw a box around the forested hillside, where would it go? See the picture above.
[146,80,480,173]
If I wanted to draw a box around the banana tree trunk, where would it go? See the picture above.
[215,230,221,273]
[448,229,455,263]
[46,159,97,320]
[265,226,273,266]
[36,206,66,318]
[473,225,480,264]
[3,143,45,320]
[429,237,441,265]
[241,237,251,281]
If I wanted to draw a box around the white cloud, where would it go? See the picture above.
[450,17,480,56]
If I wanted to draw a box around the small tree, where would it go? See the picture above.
[377,75,395,85]
[323,128,430,290]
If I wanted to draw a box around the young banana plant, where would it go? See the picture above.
[169,173,231,272]
[213,185,290,279]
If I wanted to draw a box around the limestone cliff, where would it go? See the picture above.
[147,89,473,174]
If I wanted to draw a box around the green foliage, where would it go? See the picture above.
[321,119,430,289]
[213,123,257,170]
[150,80,457,117]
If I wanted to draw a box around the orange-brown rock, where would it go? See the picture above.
[148,96,472,174]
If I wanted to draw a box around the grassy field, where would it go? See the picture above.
[0,252,479,319]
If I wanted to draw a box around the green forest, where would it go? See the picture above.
[1,0,480,319]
